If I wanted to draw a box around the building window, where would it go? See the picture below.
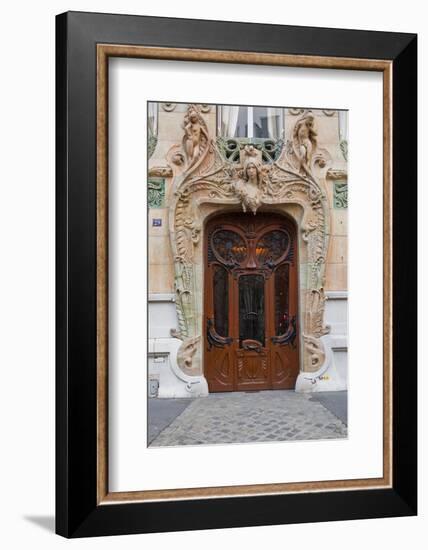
[217,105,284,140]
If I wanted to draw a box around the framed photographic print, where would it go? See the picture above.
[56,11,417,538]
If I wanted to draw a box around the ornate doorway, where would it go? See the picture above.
[204,212,299,392]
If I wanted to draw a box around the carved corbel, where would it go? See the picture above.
[176,335,201,373]
[303,334,326,372]
[148,165,173,178]
[326,169,348,181]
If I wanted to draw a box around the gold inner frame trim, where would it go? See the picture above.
[96,43,393,505]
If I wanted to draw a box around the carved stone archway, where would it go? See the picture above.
[166,105,333,392]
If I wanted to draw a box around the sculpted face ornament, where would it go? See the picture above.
[232,158,265,215]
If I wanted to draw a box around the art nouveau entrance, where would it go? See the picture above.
[156,104,338,397]
[204,212,299,392]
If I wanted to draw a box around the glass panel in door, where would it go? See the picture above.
[238,274,265,346]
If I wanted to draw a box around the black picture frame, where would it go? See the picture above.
[56,10,417,538]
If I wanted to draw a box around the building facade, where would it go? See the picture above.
[148,103,348,398]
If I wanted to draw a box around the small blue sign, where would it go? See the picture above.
[152,218,162,227]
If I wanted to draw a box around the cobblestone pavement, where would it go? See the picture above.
[149,390,347,447]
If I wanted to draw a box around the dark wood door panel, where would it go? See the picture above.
[204,211,299,392]
[236,349,271,390]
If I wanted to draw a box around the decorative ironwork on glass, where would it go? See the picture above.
[239,274,265,347]
[255,230,291,268]
[216,105,284,163]
[213,265,229,338]
[271,316,297,347]
[216,137,283,164]
[211,230,247,266]
[274,263,290,335]
[206,319,233,350]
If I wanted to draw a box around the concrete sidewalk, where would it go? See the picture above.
[310,391,347,425]
[148,390,347,447]
[148,397,192,445]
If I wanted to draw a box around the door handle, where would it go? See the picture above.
[271,315,297,347]
[206,318,233,350]
[242,339,263,353]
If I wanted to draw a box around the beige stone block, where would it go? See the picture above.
[164,180,175,207]
[158,112,187,141]
[174,103,189,112]
[149,235,174,265]
[298,263,309,290]
[330,209,348,236]
[325,181,334,209]
[148,262,174,293]
[296,243,308,266]
[326,236,347,264]
[150,139,178,165]
[324,263,348,291]
[315,115,340,149]
[204,110,217,138]
[299,288,312,315]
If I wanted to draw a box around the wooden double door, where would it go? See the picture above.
[205,212,299,392]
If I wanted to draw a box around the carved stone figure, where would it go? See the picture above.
[182,105,209,171]
[231,158,265,214]
[293,115,317,177]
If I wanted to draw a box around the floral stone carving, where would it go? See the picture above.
[334,181,348,209]
[168,105,331,379]
[148,178,165,208]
